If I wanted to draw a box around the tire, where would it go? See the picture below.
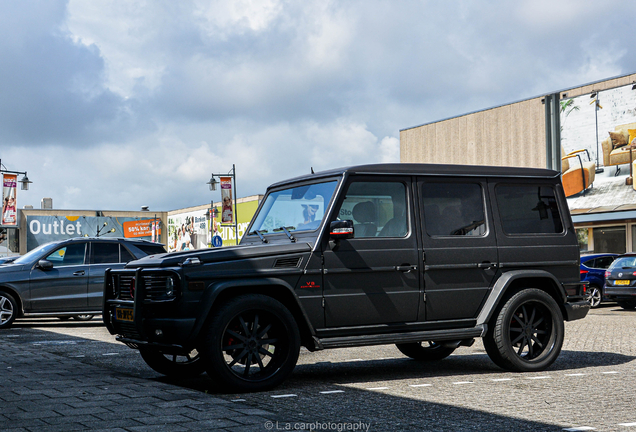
[199,294,301,392]
[72,314,95,321]
[139,348,206,378]
[484,289,564,372]
[587,285,602,308]
[0,291,18,329]
[396,341,456,361]
[617,301,636,310]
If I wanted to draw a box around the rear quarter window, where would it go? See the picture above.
[495,184,564,235]
[135,244,167,256]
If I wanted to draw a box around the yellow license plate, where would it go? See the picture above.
[615,280,631,286]
[115,308,134,322]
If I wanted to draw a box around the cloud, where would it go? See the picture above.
[3,0,636,212]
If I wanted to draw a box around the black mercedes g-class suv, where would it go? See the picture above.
[104,163,589,392]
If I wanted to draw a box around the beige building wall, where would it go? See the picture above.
[400,97,546,168]
[400,72,636,168]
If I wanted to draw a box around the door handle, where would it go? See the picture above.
[477,262,497,270]
[395,265,417,273]
[73,271,85,276]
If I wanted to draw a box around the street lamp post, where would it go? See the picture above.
[0,159,33,191]
[206,164,239,246]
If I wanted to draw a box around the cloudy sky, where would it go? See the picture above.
[2,0,636,211]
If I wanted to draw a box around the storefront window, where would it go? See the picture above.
[0,228,19,256]
[576,228,590,253]
[592,226,626,254]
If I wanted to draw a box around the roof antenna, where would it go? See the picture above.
[311,167,314,174]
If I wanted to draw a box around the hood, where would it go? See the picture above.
[126,241,313,269]
[0,263,26,273]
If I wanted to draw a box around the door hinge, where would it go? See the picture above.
[422,252,426,263]
[422,292,427,302]
[322,298,325,308]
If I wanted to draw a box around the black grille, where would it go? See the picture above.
[274,257,302,268]
[112,273,177,301]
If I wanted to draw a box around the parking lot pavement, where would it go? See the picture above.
[1,306,636,431]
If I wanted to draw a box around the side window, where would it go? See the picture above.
[336,181,408,238]
[91,243,120,264]
[496,185,564,235]
[120,246,135,263]
[594,256,615,269]
[46,243,86,267]
[422,182,486,237]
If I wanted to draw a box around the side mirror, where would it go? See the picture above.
[38,259,53,270]
[329,220,354,240]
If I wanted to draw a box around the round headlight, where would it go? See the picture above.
[166,277,174,297]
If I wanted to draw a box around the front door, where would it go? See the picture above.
[418,177,498,322]
[322,177,420,327]
[29,242,88,311]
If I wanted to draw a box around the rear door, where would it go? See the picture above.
[29,242,89,311]
[418,177,498,322]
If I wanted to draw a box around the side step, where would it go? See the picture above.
[313,326,485,350]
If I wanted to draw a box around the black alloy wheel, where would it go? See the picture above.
[200,294,300,392]
[484,289,564,372]
[396,341,456,361]
[139,348,206,378]
[0,291,17,329]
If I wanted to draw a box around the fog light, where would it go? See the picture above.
[166,277,174,297]
[155,329,163,337]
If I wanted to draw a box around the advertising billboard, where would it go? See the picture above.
[26,215,160,251]
[167,198,261,252]
[560,81,636,254]
[1,174,17,226]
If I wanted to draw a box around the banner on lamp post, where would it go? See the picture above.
[1,174,17,226]
[220,176,233,224]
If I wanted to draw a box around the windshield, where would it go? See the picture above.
[609,256,636,269]
[249,181,338,236]
[13,242,60,265]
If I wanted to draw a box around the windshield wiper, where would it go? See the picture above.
[250,230,269,243]
[273,226,297,243]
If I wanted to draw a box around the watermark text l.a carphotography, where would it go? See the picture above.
[263,420,371,431]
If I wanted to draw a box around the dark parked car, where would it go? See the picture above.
[104,163,589,392]
[0,237,166,329]
[580,253,618,307]
[603,253,636,309]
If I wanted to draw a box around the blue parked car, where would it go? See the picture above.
[580,253,618,307]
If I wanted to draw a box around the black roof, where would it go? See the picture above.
[269,163,559,188]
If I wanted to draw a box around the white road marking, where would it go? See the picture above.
[271,394,297,398]
[565,373,586,376]
[526,376,550,380]
[491,378,513,382]
[409,384,432,387]
[563,427,596,431]
[602,371,619,374]
[320,390,345,394]
[366,387,389,390]
[453,381,473,385]
[101,352,120,356]
[231,399,246,402]
[343,358,363,362]
[618,422,636,427]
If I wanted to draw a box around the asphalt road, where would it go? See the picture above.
[3,305,636,431]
